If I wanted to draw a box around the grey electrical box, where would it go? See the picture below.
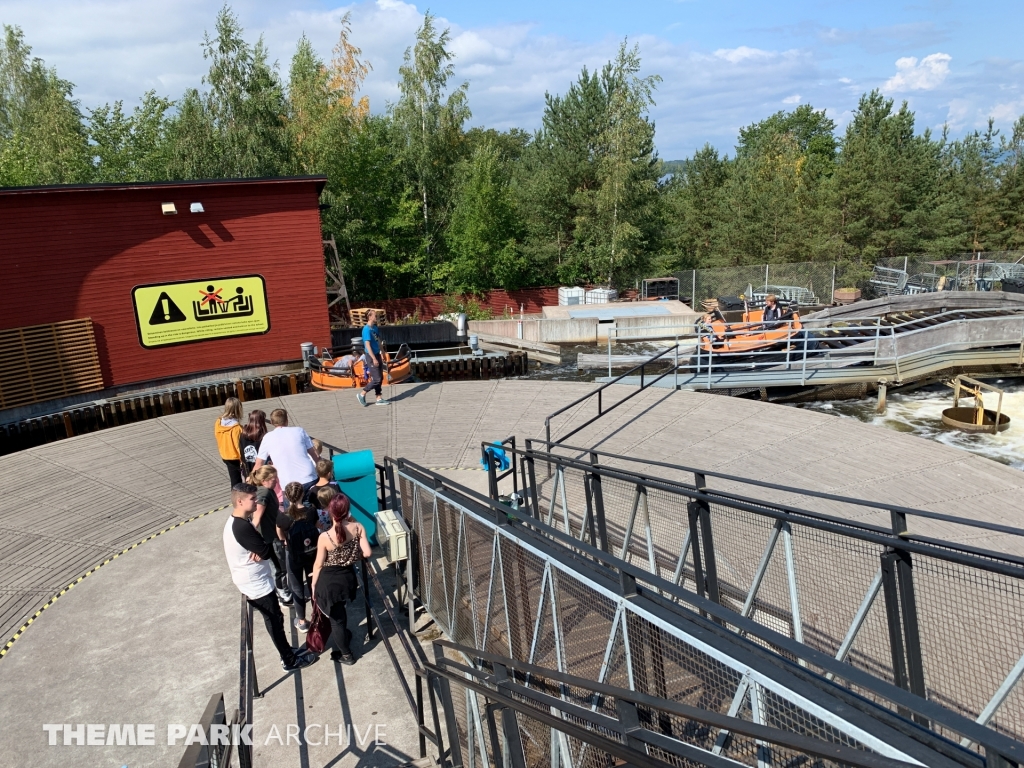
[375,509,410,563]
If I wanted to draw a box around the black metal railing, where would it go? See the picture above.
[319,440,454,764]
[176,693,235,768]
[544,344,680,446]
[392,457,1019,767]
[478,440,1024,758]
[432,640,927,768]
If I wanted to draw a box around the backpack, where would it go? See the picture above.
[288,516,319,567]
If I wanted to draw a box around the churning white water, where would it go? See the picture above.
[796,379,1024,471]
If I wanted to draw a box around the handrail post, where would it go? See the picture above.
[801,325,809,385]
[608,331,612,378]
[674,338,679,390]
[483,442,499,501]
[880,510,929,726]
[706,332,712,389]
[785,321,792,370]
[589,451,609,552]
[687,473,721,611]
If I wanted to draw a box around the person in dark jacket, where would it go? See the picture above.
[762,294,783,329]
[222,483,314,671]
[278,482,320,632]
[239,410,268,479]
[250,465,292,605]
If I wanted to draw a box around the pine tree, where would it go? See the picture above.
[829,90,940,261]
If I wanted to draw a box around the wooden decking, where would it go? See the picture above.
[2,379,1023,649]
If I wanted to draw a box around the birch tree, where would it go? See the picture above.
[391,12,470,291]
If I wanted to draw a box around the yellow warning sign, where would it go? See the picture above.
[131,275,270,349]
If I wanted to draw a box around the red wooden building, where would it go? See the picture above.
[1,177,330,394]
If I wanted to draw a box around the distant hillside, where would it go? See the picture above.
[662,159,685,176]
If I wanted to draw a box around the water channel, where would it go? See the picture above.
[796,378,1024,471]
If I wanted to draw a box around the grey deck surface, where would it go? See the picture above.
[1,379,1023,767]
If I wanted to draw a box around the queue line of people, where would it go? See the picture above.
[216,399,371,671]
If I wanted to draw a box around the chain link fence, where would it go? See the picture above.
[673,251,1024,308]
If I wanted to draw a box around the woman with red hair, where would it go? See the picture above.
[311,493,372,664]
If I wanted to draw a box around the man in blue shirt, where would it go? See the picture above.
[357,309,388,406]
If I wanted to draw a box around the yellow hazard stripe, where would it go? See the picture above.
[0,504,229,660]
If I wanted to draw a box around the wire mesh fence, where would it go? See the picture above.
[397,460,1013,766]
[672,251,1024,308]
[513,445,1024,756]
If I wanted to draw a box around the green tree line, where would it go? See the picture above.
[2,8,1023,300]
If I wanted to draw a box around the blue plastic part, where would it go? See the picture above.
[480,443,510,472]
[331,450,379,544]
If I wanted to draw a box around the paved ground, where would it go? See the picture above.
[2,379,1023,767]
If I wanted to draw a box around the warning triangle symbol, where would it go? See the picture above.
[148,292,187,325]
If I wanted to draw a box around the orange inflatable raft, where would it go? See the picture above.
[309,347,413,392]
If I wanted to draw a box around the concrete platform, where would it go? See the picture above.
[2,379,1024,767]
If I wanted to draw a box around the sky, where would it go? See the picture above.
[3,0,1023,159]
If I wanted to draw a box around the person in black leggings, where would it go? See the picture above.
[311,494,371,664]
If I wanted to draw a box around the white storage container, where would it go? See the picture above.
[585,288,618,304]
[558,286,586,306]
[374,509,410,563]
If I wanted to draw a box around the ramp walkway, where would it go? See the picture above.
[597,296,1024,391]
[395,458,1024,766]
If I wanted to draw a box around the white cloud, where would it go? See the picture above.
[989,97,1024,124]
[713,46,774,64]
[2,2,1022,158]
[883,52,952,92]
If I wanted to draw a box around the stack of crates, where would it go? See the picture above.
[349,308,387,326]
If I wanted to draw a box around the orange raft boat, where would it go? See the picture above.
[309,346,413,391]
[696,306,803,355]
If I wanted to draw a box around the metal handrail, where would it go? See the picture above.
[479,445,1024,757]
[534,439,1024,554]
[544,344,680,446]
[432,640,923,768]
[598,308,1024,391]
[394,458,1022,765]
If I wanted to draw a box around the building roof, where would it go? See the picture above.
[0,176,328,197]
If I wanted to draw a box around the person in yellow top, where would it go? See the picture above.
[215,397,244,488]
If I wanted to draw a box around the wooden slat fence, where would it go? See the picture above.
[0,319,105,410]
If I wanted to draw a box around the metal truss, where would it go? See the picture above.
[481,438,1024,759]
[393,459,1020,767]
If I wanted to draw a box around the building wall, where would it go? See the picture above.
[1,179,330,387]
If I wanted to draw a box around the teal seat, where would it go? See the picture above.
[331,450,379,545]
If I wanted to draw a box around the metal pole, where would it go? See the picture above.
[765,263,769,291]
[691,269,696,308]
[831,263,836,303]
[673,339,678,390]
[590,452,609,552]
[608,332,612,379]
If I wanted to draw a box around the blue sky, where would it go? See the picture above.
[3,0,1023,159]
